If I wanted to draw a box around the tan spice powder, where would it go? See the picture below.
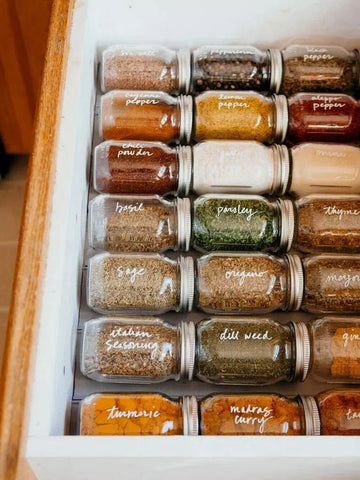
[197,254,287,314]
[88,254,179,314]
[194,91,275,142]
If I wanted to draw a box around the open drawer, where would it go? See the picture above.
[1,0,360,478]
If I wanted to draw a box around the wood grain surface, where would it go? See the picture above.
[0,0,74,478]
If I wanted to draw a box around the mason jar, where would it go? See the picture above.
[289,143,360,197]
[315,389,360,435]
[101,45,191,94]
[93,141,192,196]
[194,91,288,143]
[281,45,360,95]
[294,195,360,253]
[88,195,191,253]
[302,254,360,314]
[196,252,303,314]
[192,194,294,253]
[81,317,195,384]
[195,317,310,385]
[100,91,193,144]
[87,252,194,314]
[192,46,282,93]
[192,141,289,195]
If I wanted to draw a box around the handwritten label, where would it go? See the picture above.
[230,404,273,434]
[345,408,360,421]
[125,92,161,107]
[107,405,160,420]
[311,95,346,111]
[115,202,144,214]
[118,49,157,57]
[210,47,256,56]
[315,149,346,158]
[325,273,360,288]
[117,265,146,283]
[218,94,250,110]
[217,205,257,220]
[323,205,360,220]
[343,330,360,348]
[105,326,158,353]
[219,327,273,341]
[225,269,268,286]
[117,143,154,157]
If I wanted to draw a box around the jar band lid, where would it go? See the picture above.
[291,321,311,381]
[300,396,321,436]
[177,145,192,196]
[271,144,290,195]
[272,94,288,143]
[177,48,192,94]
[179,95,193,144]
[180,321,196,380]
[284,254,304,311]
[179,255,195,312]
[182,395,199,436]
[269,49,283,93]
[278,198,295,252]
[177,197,192,251]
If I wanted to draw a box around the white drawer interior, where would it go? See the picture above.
[26,0,360,478]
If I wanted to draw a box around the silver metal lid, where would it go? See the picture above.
[179,256,195,312]
[300,396,321,436]
[182,396,199,436]
[180,321,196,380]
[272,94,288,143]
[278,199,295,252]
[177,198,192,251]
[177,145,192,196]
[177,48,192,94]
[271,144,290,195]
[291,321,311,382]
[179,95,193,144]
[269,49,283,93]
[284,254,304,311]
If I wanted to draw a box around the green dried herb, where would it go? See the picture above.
[193,196,278,252]
[196,318,294,385]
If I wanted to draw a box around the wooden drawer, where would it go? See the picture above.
[1,0,360,478]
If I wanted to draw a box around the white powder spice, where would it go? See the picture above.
[192,141,279,195]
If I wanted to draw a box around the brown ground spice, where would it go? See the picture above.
[197,254,287,314]
[80,393,183,435]
[200,394,303,435]
[317,389,360,435]
[194,91,275,142]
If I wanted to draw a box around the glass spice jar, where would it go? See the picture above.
[192,141,289,195]
[281,45,360,95]
[294,195,360,253]
[289,143,360,197]
[101,45,191,94]
[88,195,191,253]
[196,252,303,314]
[100,91,193,144]
[302,254,360,314]
[194,393,320,435]
[79,393,197,435]
[192,46,282,93]
[93,141,192,196]
[87,252,194,314]
[287,93,360,143]
[195,317,310,385]
[315,389,360,435]
[310,317,360,384]
[81,317,195,383]
[193,91,288,143]
[192,194,294,253]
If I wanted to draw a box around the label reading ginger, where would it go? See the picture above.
[330,327,360,378]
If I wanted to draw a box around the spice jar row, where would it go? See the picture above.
[86,252,360,315]
[79,389,360,436]
[81,316,360,385]
[94,140,360,198]
[101,44,360,95]
[89,193,360,254]
[100,90,360,144]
